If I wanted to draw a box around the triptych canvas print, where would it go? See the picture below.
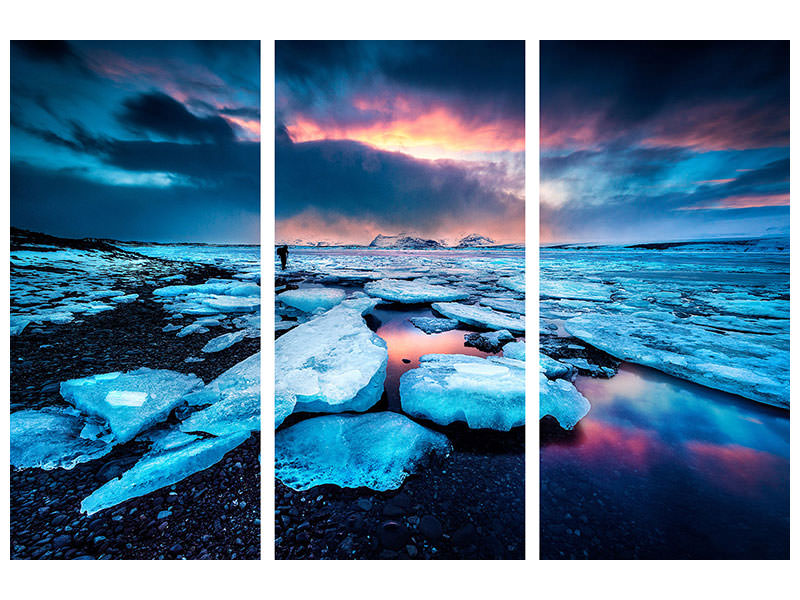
[8,39,790,562]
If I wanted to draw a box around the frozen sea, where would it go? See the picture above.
[539,238,789,559]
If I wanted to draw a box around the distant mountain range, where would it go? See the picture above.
[276,232,519,249]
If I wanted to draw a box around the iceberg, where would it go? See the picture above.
[432,302,525,334]
[399,354,525,431]
[201,330,247,353]
[180,353,260,436]
[540,373,591,430]
[277,287,346,313]
[565,312,789,409]
[60,369,203,443]
[364,279,469,304]
[81,430,249,515]
[275,412,451,491]
[11,407,113,470]
[275,298,388,414]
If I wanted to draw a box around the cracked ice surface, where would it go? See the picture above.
[80,430,250,515]
[399,354,525,430]
[364,278,469,303]
[275,412,451,491]
[11,407,113,470]
[432,302,525,334]
[59,369,204,443]
[276,298,388,415]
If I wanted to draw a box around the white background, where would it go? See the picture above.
[1,1,797,597]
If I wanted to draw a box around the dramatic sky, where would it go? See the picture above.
[11,41,259,243]
[541,41,789,244]
[276,41,525,245]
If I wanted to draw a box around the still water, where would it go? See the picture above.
[541,363,789,559]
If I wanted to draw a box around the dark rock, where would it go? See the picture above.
[380,521,409,550]
[418,515,443,540]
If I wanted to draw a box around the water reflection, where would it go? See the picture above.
[541,363,789,559]
[372,306,490,409]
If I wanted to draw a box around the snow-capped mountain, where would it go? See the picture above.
[368,234,443,249]
[456,233,496,248]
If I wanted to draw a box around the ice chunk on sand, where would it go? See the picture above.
[432,302,525,334]
[399,354,525,431]
[275,412,451,491]
[276,298,388,414]
[364,279,469,304]
[201,330,247,353]
[540,373,591,430]
[80,430,249,515]
[502,340,526,361]
[180,353,260,436]
[11,407,113,470]
[277,287,347,313]
[565,312,789,409]
[60,369,203,443]
[10,316,31,336]
[409,317,459,334]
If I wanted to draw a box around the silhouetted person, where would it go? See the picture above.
[277,244,289,270]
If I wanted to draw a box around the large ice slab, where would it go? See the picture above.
[364,279,469,304]
[399,353,525,430]
[479,297,526,315]
[180,353,260,436]
[60,369,203,443]
[275,412,451,491]
[275,298,388,414]
[540,373,591,430]
[11,407,113,470]
[565,312,789,409]
[432,302,525,334]
[81,430,249,514]
[277,287,347,313]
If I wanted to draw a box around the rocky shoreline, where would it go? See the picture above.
[11,259,260,560]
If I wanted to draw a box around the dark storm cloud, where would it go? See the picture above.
[10,162,258,243]
[541,40,789,149]
[10,41,259,242]
[276,40,524,127]
[276,134,522,229]
[118,92,235,143]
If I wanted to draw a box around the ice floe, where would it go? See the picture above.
[275,412,451,491]
[432,302,525,334]
[11,407,113,470]
[60,369,204,443]
[275,298,388,414]
[565,312,789,408]
[408,316,459,334]
[502,340,526,361]
[399,354,525,430]
[202,330,247,353]
[81,430,250,515]
[364,278,469,304]
[539,374,591,430]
